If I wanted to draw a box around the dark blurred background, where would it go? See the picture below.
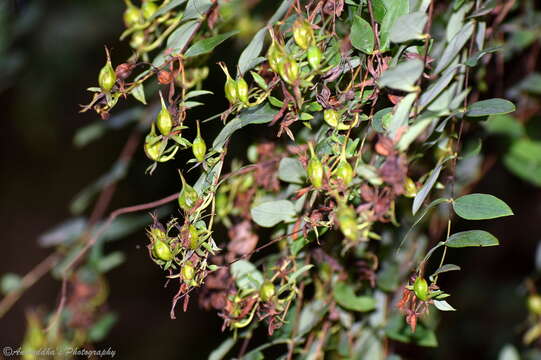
[1,1,540,359]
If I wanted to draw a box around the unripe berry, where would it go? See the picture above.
[335,159,353,186]
[141,1,158,19]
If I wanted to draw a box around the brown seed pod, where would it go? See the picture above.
[158,70,174,85]
[115,63,135,81]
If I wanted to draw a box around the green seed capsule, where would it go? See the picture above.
[293,20,314,50]
[259,281,275,301]
[157,92,173,136]
[130,31,145,49]
[185,224,200,250]
[236,77,249,105]
[178,172,199,211]
[404,177,417,198]
[153,240,173,261]
[123,5,143,28]
[337,207,358,240]
[278,57,299,85]
[141,0,158,19]
[267,41,284,73]
[528,295,541,315]
[192,120,206,162]
[413,277,429,301]
[335,159,353,186]
[307,45,322,70]
[323,109,340,128]
[99,58,116,93]
[307,157,323,189]
[307,143,323,189]
[219,63,238,104]
[149,226,167,241]
[182,262,195,281]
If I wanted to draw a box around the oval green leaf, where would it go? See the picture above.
[466,98,516,117]
[445,230,499,248]
[453,193,513,220]
[351,16,375,54]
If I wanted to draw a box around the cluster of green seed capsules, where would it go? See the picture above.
[147,218,211,286]
[143,91,207,165]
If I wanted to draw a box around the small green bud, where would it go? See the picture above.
[413,277,429,301]
[307,143,323,189]
[307,45,322,70]
[528,295,541,315]
[123,5,143,28]
[192,120,207,162]
[182,262,195,281]
[292,19,314,50]
[157,92,173,136]
[141,0,158,19]
[99,51,116,92]
[153,240,173,261]
[236,77,249,104]
[335,159,353,186]
[337,207,358,241]
[178,172,199,211]
[259,281,276,301]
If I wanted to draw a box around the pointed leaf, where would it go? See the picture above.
[390,12,428,43]
[185,30,239,57]
[250,200,296,228]
[351,16,375,54]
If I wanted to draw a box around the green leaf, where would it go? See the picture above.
[185,90,213,99]
[466,98,516,117]
[208,337,236,360]
[431,264,461,278]
[433,300,456,311]
[390,12,427,43]
[73,123,106,148]
[88,312,118,342]
[167,20,199,52]
[453,193,513,220]
[387,92,417,138]
[185,30,239,57]
[445,230,499,248]
[385,313,438,347]
[230,260,264,290]
[94,251,125,273]
[434,21,474,74]
[38,217,87,247]
[298,300,328,336]
[379,0,409,51]
[484,114,525,138]
[504,139,541,186]
[131,83,147,104]
[183,0,213,20]
[212,104,278,151]
[413,163,442,215]
[151,0,187,19]
[333,282,376,312]
[351,16,374,54]
[379,59,424,92]
[278,157,306,184]
[251,200,296,228]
